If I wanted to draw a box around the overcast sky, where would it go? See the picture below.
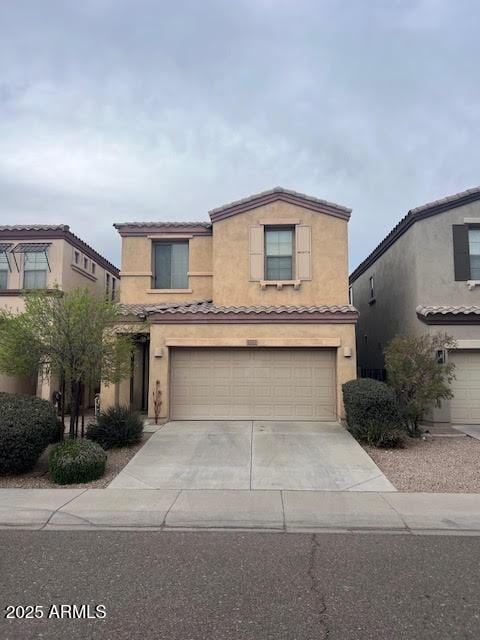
[0,0,479,270]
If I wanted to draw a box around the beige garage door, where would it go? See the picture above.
[170,348,336,421]
[450,350,480,424]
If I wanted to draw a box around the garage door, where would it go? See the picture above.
[450,351,480,424]
[170,348,336,421]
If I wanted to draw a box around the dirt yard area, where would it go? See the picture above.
[0,433,151,489]
[365,434,480,492]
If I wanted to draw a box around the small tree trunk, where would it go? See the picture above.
[69,382,76,439]
[60,376,66,439]
[69,381,81,439]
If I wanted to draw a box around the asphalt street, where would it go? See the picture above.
[1,530,479,639]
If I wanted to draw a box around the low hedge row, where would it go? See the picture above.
[0,392,61,475]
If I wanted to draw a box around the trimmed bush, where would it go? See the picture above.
[342,379,404,448]
[0,392,61,475]
[49,439,106,484]
[86,406,144,450]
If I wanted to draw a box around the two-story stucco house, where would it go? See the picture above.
[350,187,480,425]
[0,224,120,403]
[102,188,358,422]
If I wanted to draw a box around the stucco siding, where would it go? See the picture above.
[352,225,419,371]
[212,201,349,307]
[120,235,213,304]
[414,201,480,307]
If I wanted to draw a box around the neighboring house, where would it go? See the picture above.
[350,186,480,425]
[0,224,119,404]
[102,187,358,422]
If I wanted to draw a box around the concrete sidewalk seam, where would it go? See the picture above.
[40,488,89,531]
[343,473,388,492]
[377,493,412,533]
[161,489,183,527]
[249,420,253,491]
[280,491,286,531]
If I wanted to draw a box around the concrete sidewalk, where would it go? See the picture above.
[2,488,480,534]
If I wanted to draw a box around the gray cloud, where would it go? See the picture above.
[0,0,479,268]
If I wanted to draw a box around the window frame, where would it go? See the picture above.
[0,252,9,290]
[263,226,295,282]
[23,251,48,290]
[468,227,480,280]
[152,240,189,290]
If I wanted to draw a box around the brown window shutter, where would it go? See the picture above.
[452,225,470,281]
[249,225,264,281]
[296,225,312,280]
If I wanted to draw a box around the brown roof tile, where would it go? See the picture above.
[209,187,351,223]
[119,299,357,318]
[416,305,480,317]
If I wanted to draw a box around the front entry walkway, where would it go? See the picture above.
[108,421,395,491]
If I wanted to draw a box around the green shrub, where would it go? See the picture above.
[342,379,404,448]
[86,406,144,450]
[0,392,61,474]
[49,439,106,484]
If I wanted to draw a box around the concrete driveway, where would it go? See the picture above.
[109,421,395,491]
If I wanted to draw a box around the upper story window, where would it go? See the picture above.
[105,273,110,296]
[23,251,48,289]
[264,227,294,281]
[468,229,480,279]
[111,277,116,300]
[348,286,353,305]
[154,242,189,289]
[74,251,80,265]
[91,262,96,275]
[0,252,9,290]
[83,257,89,270]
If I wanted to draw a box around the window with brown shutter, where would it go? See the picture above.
[452,225,470,281]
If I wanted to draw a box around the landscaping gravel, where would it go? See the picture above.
[365,435,480,493]
[0,433,151,489]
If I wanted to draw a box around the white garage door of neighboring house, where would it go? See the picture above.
[170,348,336,421]
[450,351,480,424]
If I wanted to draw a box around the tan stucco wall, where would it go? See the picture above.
[101,322,357,421]
[0,372,36,396]
[212,201,350,307]
[118,201,350,308]
[61,240,117,297]
[120,235,213,304]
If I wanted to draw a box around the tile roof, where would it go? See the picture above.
[113,221,211,229]
[410,187,480,215]
[350,186,480,283]
[417,305,480,317]
[208,186,352,216]
[0,224,69,231]
[119,299,357,318]
[113,187,351,231]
